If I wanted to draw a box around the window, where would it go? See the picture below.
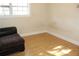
[0,0,29,16]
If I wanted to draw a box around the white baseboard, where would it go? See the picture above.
[47,31,79,46]
[20,30,79,46]
[20,30,47,37]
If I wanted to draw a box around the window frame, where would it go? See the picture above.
[0,0,30,17]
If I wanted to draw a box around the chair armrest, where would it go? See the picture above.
[0,27,17,37]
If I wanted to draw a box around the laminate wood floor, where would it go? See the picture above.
[10,33,79,56]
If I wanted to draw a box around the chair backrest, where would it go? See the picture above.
[0,27,17,37]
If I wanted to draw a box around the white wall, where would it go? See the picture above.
[1,3,79,45]
[48,3,79,45]
[0,3,49,35]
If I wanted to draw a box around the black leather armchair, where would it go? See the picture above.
[0,27,25,56]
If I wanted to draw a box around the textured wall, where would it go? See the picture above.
[0,3,48,35]
[49,3,79,41]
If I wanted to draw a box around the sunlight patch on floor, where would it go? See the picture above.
[47,45,72,56]
[38,53,44,55]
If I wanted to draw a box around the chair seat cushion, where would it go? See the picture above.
[0,34,24,50]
